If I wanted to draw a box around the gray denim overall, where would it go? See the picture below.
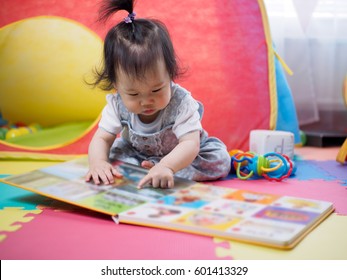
[109,85,231,181]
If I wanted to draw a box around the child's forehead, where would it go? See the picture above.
[116,59,169,87]
[119,76,165,91]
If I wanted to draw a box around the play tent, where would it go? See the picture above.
[0,0,300,160]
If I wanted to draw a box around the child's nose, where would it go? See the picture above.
[141,96,154,106]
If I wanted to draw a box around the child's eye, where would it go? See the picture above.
[128,93,139,97]
[152,88,162,93]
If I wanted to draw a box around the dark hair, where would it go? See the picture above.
[92,0,183,90]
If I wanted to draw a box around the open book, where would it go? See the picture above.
[1,157,334,249]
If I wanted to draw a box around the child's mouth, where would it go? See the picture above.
[143,109,155,115]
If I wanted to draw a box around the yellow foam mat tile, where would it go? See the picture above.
[0,160,60,174]
[214,213,347,260]
[0,207,42,242]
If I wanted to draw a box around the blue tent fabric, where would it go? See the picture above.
[274,54,301,144]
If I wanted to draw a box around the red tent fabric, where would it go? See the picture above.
[0,0,275,158]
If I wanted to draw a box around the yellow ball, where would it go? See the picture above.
[17,127,30,135]
[6,129,22,139]
[0,16,106,126]
[28,123,42,133]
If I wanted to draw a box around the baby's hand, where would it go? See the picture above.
[85,160,123,185]
[137,163,174,189]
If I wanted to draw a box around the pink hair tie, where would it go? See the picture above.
[124,12,136,23]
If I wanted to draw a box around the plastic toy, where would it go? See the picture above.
[336,75,347,164]
[0,127,8,140]
[336,138,347,164]
[0,114,10,140]
[0,112,8,126]
[1,123,42,140]
[230,150,296,182]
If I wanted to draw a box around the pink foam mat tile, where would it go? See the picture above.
[0,206,220,260]
[294,147,340,161]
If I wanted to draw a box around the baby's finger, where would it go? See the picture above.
[160,178,169,189]
[85,172,92,182]
[104,169,115,184]
[112,167,123,178]
[141,160,155,169]
[96,170,111,185]
[167,177,174,188]
[92,173,101,185]
[137,175,151,189]
[151,177,160,188]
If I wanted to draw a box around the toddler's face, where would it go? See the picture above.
[116,59,171,123]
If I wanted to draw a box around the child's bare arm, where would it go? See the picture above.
[138,130,200,188]
[85,128,122,185]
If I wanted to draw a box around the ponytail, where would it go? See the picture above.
[98,0,135,23]
[90,0,183,91]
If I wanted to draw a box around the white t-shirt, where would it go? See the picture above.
[99,83,202,139]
